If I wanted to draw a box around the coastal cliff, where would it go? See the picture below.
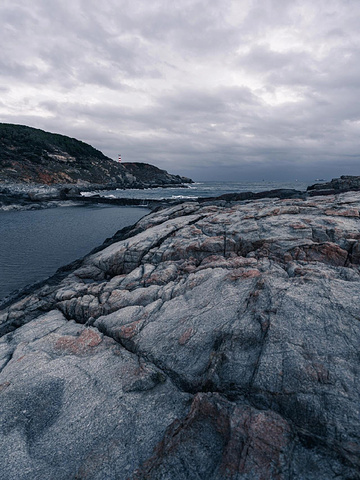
[0,190,359,479]
[0,123,192,187]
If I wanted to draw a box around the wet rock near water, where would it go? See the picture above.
[199,187,306,203]
[1,192,360,479]
[0,183,83,211]
[0,181,182,212]
[307,175,360,196]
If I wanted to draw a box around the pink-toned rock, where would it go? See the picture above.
[178,327,195,345]
[324,208,359,217]
[133,393,293,480]
[54,328,102,354]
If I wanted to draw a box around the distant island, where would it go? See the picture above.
[0,123,193,188]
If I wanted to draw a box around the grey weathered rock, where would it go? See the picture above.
[307,175,360,195]
[1,192,360,479]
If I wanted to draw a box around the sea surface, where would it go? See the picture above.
[0,204,149,301]
[82,180,311,201]
[1,180,315,301]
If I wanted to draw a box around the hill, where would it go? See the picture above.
[0,123,192,187]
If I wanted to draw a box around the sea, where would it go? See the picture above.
[0,205,149,301]
[83,180,310,202]
[0,180,312,301]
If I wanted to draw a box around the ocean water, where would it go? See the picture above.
[0,204,149,301]
[83,180,311,201]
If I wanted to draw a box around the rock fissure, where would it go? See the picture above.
[92,317,194,395]
[344,240,355,267]
[247,315,271,394]
[136,214,208,268]
[0,347,16,374]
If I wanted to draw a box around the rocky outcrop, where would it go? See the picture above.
[1,192,360,479]
[121,162,193,186]
[200,188,306,203]
[307,175,360,196]
[0,182,182,212]
[0,123,192,187]
[0,183,85,211]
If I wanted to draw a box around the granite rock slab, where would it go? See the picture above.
[1,193,360,479]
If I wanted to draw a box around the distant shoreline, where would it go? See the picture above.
[2,175,360,212]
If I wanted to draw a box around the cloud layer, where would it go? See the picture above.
[1,0,360,180]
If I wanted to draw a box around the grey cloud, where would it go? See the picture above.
[88,0,241,56]
[236,46,297,73]
[35,73,360,179]
[1,0,360,181]
[1,1,162,88]
[0,58,42,80]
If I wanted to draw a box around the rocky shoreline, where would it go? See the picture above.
[1,179,360,479]
[2,175,360,212]
[0,181,191,212]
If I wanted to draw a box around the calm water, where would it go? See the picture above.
[0,205,149,300]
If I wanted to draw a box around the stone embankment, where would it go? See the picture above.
[0,191,360,479]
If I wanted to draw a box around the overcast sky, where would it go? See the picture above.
[1,0,360,181]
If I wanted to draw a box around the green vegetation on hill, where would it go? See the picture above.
[0,123,192,186]
[0,123,107,164]
[0,123,127,185]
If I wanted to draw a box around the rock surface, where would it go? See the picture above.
[307,175,360,196]
[1,192,360,479]
[119,162,193,187]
